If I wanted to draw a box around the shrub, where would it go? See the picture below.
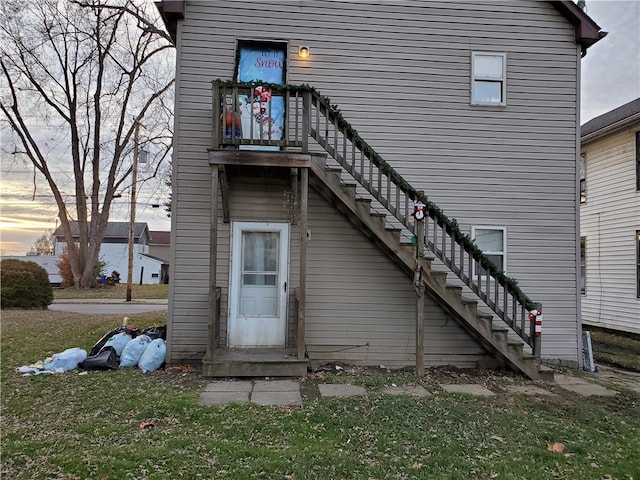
[56,247,75,288]
[0,259,54,309]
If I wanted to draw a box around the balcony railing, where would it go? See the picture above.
[211,80,542,358]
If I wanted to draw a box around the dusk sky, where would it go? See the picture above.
[1,0,638,257]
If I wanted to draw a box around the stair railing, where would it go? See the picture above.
[211,80,542,358]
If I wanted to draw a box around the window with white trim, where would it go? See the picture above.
[580,236,586,294]
[471,52,506,106]
[472,226,506,277]
[636,132,640,191]
[580,154,587,204]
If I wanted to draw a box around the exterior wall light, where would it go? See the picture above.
[298,46,310,59]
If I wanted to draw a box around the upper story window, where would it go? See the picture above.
[580,154,587,204]
[472,226,507,277]
[471,52,506,106]
[636,132,640,190]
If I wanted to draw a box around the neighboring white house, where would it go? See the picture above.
[580,98,640,335]
[0,255,63,285]
[53,222,168,285]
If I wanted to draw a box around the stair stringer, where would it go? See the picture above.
[308,156,548,381]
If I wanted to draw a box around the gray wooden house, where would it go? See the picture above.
[157,0,604,379]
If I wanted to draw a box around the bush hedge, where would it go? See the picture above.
[1,259,53,309]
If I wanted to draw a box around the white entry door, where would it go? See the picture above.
[228,222,289,348]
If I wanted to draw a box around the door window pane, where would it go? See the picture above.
[242,232,278,272]
[239,231,280,316]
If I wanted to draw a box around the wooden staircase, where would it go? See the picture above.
[212,81,551,381]
[309,156,552,381]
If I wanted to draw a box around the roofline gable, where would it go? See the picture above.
[155,1,606,54]
[552,1,607,56]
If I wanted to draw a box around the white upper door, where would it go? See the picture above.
[228,221,289,348]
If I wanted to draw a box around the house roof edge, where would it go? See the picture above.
[155,0,184,44]
[552,1,607,55]
[581,98,640,145]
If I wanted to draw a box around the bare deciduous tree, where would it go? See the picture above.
[32,230,55,256]
[0,0,174,288]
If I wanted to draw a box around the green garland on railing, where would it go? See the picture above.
[212,79,537,311]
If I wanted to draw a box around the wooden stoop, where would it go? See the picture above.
[309,156,552,381]
[203,348,308,377]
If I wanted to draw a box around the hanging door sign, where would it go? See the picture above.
[236,42,286,150]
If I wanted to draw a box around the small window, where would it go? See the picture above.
[151,273,159,278]
[580,154,587,204]
[472,226,506,277]
[471,52,506,106]
[580,236,586,294]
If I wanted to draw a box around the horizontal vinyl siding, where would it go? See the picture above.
[580,126,640,335]
[306,189,484,368]
[169,0,583,363]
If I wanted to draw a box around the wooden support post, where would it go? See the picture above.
[302,91,311,152]
[414,264,425,377]
[415,190,425,258]
[219,165,230,223]
[212,82,221,148]
[290,168,298,224]
[204,165,220,363]
[297,167,309,359]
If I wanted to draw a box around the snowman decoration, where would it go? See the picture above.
[239,86,283,142]
[413,201,426,222]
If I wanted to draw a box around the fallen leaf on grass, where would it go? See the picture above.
[168,365,193,372]
[547,442,565,453]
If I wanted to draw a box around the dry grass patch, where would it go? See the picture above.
[53,283,168,300]
[2,311,639,480]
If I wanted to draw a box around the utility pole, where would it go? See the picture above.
[126,119,140,302]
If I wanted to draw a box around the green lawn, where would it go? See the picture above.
[2,310,639,479]
[53,283,169,300]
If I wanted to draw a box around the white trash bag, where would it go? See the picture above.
[43,347,88,372]
[102,332,133,356]
[138,338,166,373]
[120,335,152,367]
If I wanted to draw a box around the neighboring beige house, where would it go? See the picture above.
[580,98,640,335]
[156,0,604,378]
[149,231,171,263]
